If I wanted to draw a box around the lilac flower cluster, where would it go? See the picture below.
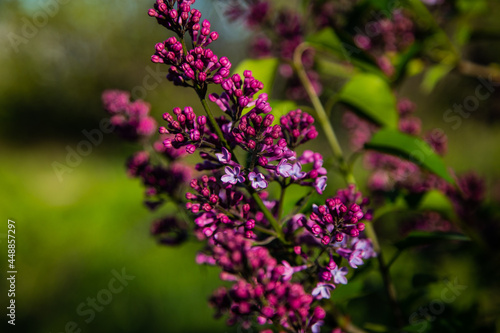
[149,1,231,87]
[102,90,157,141]
[103,2,378,331]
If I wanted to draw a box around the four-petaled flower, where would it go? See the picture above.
[221,166,245,185]
[216,147,232,164]
[277,158,293,177]
[312,282,336,300]
[331,266,349,285]
[281,260,307,281]
[290,162,306,180]
[249,172,268,189]
[314,176,328,194]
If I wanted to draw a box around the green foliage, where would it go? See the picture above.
[338,73,399,128]
[364,129,455,184]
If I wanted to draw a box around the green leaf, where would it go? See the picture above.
[395,231,470,250]
[364,129,455,184]
[307,28,348,59]
[268,100,297,125]
[421,64,453,94]
[418,190,458,221]
[338,73,398,128]
[233,57,279,97]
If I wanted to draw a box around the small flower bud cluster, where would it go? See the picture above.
[160,106,212,154]
[232,111,280,152]
[125,151,192,210]
[306,196,367,246]
[280,109,318,148]
[148,0,202,37]
[209,71,269,121]
[150,216,188,245]
[102,90,157,141]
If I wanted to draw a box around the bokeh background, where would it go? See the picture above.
[1,0,499,332]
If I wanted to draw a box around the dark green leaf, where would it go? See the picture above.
[268,100,297,125]
[233,57,279,97]
[364,129,455,184]
[338,73,398,128]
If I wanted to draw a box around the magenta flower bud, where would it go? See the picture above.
[210,194,219,205]
[357,223,365,231]
[258,156,268,166]
[245,219,255,230]
[201,187,210,197]
[263,114,274,126]
[246,127,256,136]
[174,133,184,142]
[198,72,207,82]
[247,140,256,149]
[350,229,360,237]
[158,3,167,12]
[243,70,252,78]
[197,115,207,126]
[219,56,230,67]
[218,68,230,77]
[209,31,218,41]
[190,130,201,141]
[320,269,332,281]
[314,306,326,320]
[169,9,177,19]
[185,192,196,200]
[321,235,331,245]
[311,224,321,235]
[151,55,163,63]
[202,203,212,212]
[186,144,196,154]
[158,126,168,134]
[148,8,158,17]
[163,138,173,148]
[335,233,344,242]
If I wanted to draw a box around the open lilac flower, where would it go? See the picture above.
[216,147,231,164]
[312,282,336,300]
[248,172,268,189]
[221,166,245,185]
[290,162,306,180]
[281,260,307,281]
[314,176,327,194]
[331,266,349,285]
[277,158,293,177]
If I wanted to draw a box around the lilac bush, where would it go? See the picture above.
[102,1,498,332]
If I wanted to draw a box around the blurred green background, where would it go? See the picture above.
[0,0,499,332]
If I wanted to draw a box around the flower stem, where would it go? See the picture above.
[293,42,404,329]
[251,191,287,243]
[292,43,355,185]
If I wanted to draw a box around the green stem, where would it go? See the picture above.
[293,42,404,329]
[198,92,232,153]
[251,191,287,243]
[293,43,355,185]
[277,182,287,222]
